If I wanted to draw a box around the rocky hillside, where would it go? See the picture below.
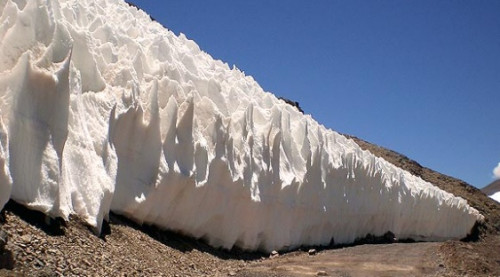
[482,179,500,197]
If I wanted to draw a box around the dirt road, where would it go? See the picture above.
[237,242,444,277]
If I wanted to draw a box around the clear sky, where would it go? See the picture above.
[130,0,500,189]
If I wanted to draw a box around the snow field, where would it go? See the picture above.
[0,0,483,252]
[490,191,500,203]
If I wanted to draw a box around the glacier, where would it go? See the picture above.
[0,0,483,252]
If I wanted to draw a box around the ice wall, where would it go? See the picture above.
[0,0,483,251]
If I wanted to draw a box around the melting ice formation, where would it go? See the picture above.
[0,0,483,252]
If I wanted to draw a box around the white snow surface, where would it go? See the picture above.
[490,191,500,203]
[0,0,483,252]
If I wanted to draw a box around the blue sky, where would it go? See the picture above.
[130,1,500,188]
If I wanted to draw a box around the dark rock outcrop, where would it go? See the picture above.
[278,97,304,114]
[0,227,14,270]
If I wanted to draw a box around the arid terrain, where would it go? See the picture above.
[1,135,499,276]
[482,179,500,197]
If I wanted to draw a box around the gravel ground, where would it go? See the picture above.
[0,201,260,276]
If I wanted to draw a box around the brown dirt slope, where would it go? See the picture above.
[482,179,500,197]
[0,135,499,276]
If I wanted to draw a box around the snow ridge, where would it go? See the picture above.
[491,192,500,203]
[0,0,483,252]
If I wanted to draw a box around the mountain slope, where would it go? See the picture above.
[482,179,500,202]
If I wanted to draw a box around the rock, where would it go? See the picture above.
[278,97,304,114]
[0,250,14,270]
[20,234,32,244]
[82,259,91,266]
[270,250,279,258]
[228,271,236,276]
[316,270,328,276]
[0,230,14,271]
[384,231,397,243]
[308,249,317,256]
[0,229,7,252]
[34,258,45,268]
